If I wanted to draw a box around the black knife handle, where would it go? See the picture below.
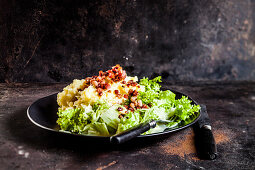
[198,127,217,160]
[110,120,157,144]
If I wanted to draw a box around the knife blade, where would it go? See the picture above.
[194,104,217,160]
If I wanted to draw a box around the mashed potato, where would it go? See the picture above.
[57,66,144,110]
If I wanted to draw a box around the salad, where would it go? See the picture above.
[57,65,200,136]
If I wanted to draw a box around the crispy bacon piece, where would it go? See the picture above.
[142,104,148,109]
[129,107,134,112]
[130,96,137,103]
[117,107,123,111]
[133,90,138,96]
[105,83,111,90]
[99,70,104,76]
[128,89,133,95]
[124,94,128,99]
[130,103,135,108]
[91,80,98,87]
[114,90,119,94]
[97,88,103,94]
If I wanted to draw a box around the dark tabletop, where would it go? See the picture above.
[0,81,254,170]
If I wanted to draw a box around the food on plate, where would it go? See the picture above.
[56,65,200,136]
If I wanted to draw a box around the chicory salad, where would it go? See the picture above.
[57,65,200,136]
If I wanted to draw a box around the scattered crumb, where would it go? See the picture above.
[96,161,118,170]
[161,131,196,159]
[160,126,232,160]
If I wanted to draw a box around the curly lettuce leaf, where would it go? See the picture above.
[138,77,162,104]
[57,108,89,133]
[116,111,140,134]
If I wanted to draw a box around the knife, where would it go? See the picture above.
[194,104,217,160]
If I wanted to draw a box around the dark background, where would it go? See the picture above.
[1,0,255,83]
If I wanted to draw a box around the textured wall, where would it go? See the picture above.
[1,0,255,82]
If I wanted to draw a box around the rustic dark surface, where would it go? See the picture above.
[1,0,255,83]
[0,82,254,169]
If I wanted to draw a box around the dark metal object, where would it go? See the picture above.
[27,89,201,142]
[110,120,157,144]
[110,120,177,144]
[194,105,217,160]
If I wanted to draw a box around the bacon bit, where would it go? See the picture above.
[130,103,135,108]
[108,72,114,78]
[130,96,137,103]
[142,104,148,109]
[121,81,126,84]
[91,80,98,87]
[96,76,102,82]
[108,90,111,93]
[129,107,135,112]
[117,107,123,111]
[131,82,138,86]
[124,105,128,109]
[86,77,92,82]
[97,88,103,94]
[98,92,103,96]
[118,115,123,119]
[137,100,143,107]
[128,89,133,95]
[124,94,128,99]
[105,83,111,90]
[133,90,138,96]
[116,94,122,98]
[101,80,106,86]
[138,85,140,88]
[114,90,119,94]
[99,70,104,76]
[105,77,111,83]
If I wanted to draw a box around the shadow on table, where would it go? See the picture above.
[6,107,175,157]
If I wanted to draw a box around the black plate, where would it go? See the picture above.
[27,89,201,143]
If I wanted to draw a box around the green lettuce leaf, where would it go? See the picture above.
[83,122,110,136]
[116,111,140,134]
[100,105,120,130]
[57,108,89,133]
